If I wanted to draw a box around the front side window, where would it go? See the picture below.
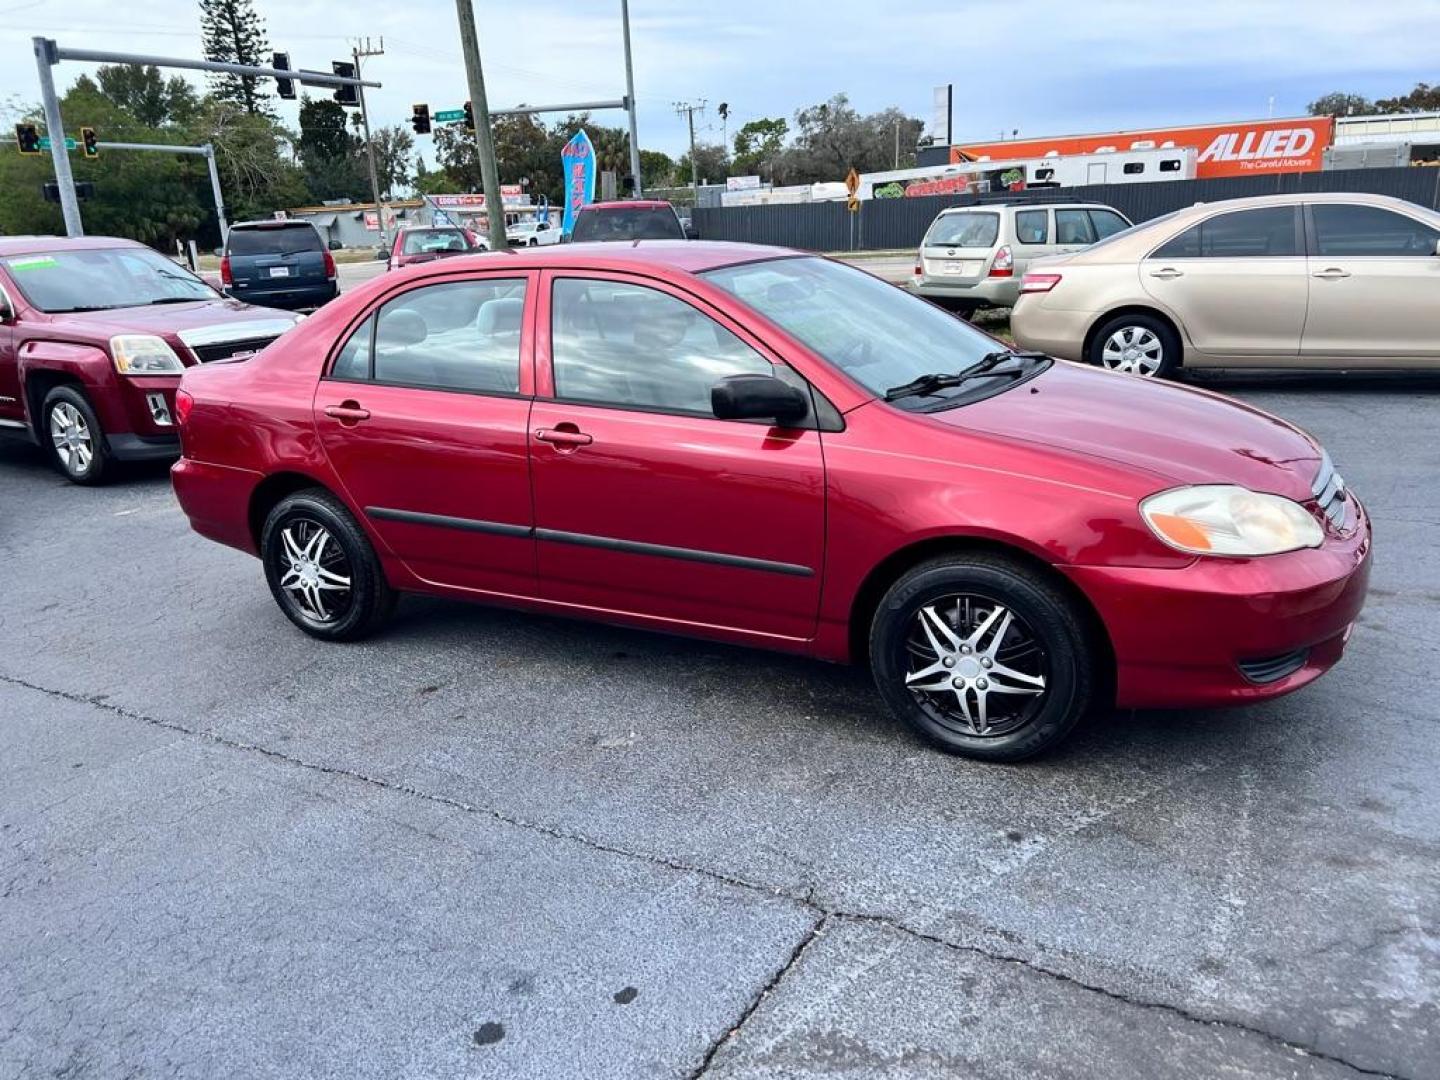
[1312,204,1440,257]
[1153,206,1299,259]
[703,256,1002,402]
[329,278,526,393]
[1014,210,1048,245]
[1054,209,1097,245]
[923,212,999,248]
[1089,209,1130,240]
[0,247,215,313]
[551,278,771,414]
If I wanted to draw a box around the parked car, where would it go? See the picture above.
[384,226,485,271]
[220,219,338,311]
[506,219,563,247]
[913,201,1131,317]
[171,241,1369,761]
[0,236,301,484]
[570,200,697,242]
[1012,191,1440,378]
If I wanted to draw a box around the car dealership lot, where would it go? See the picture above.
[1,376,1437,1078]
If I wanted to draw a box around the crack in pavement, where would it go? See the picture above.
[0,672,1411,1080]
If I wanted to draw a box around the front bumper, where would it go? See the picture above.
[1064,495,1372,709]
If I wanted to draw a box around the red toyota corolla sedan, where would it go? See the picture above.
[171,242,1371,761]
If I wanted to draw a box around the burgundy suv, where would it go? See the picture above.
[0,236,301,484]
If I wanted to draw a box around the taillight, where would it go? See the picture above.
[914,263,923,277]
[323,249,337,279]
[219,255,232,286]
[1019,272,1063,294]
[174,388,195,427]
[988,245,1014,277]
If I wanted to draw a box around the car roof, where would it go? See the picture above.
[402,240,799,276]
[581,200,675,211]
[0,235,145,258]
[230,219,318,229]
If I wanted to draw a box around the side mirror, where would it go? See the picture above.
[376,248,390,261]
[683,222,699,240]
[711,373,809,425]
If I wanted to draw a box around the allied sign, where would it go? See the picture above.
[561,129,597,237]
[950,116,1333,179]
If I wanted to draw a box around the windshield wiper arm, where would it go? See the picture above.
[883,351,1049,402]
[147,296,205,305]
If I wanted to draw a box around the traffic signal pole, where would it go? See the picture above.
[97,141,228,237]
[453,0,509,253]
[620,0,643,196]
[32,38,81,237]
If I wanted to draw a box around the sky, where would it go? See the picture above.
[2,0,1438,166]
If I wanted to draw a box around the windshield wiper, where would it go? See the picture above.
[146,296,206,305]
[50,304,124,313]
[883,351,1049,402]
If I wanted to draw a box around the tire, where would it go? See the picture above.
[41,384,110,485]
[528,238,538,247]
[1088,312,1180,379]
[260,488,396,641]
[869,554,1095,762]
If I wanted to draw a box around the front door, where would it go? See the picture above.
[528,271,826,644]
[0,273,23,425]
[1141,204,1308,359]
[314,272,538,597]
[1300,202,1440,361]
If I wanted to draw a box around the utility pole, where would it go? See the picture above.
[620,0,642,196]
[454,0,508,252]
[894,119,900,169]
[352,37,389,251]
[675,99,705,207]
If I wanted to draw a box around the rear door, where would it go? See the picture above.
[227,223,327,297]
[1141,204,1308,360]
[920,210,1002,285]
[1010,208,1052,278]
[1053,208,1098,255]
[1300,202,1440,361]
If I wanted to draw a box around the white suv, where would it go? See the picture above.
[913,201,1131,316]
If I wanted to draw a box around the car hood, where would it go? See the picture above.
[44,298,300,344]
[931,361,1322,499]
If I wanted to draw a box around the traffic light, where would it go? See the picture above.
[14,122,40,155]
[80,127,98,159]
[410,103,431,135]
[463,100,474,132]
[273,52,295,100]
[332,60,358,106]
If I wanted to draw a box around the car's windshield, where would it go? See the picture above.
[1,247,216,313]
[402,229,469,254]
[226,224,322,256]
[702,256,1004,400]
[572,206,683,242]
[923,212,999,248]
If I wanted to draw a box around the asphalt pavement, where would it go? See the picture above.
[2,373,1437,1079]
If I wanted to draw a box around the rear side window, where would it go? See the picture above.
[924,212,999,248]
[329,278,527,393]
[1014,210,1048,245]
[571,207,683,242]
[1054,209,1097,245]
[1153,206,1299,258]
[1089,209,1130,240]
[1312,204,1440,257]
[226,225,323,256]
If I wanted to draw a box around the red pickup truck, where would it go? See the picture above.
[0,236,301,484]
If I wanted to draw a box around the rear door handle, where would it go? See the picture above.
[324,402,371,423]
[1312,268,1351,279]
[1148,267,1184,279]
[535,426,593,448]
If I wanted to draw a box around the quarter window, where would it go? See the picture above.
[1054,209,1097,245]
[1312,204,1440,257]
[329,278,526,393]
[1014,209,1048,245]
[550,278,771,415]
[1152,206,1299,258]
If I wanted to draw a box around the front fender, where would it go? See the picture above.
[18,339,123,430]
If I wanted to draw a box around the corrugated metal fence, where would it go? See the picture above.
[692,167,1440,252]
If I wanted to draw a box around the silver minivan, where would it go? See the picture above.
[913,202,1131,315]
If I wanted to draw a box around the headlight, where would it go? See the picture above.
[111,334,184,375]
[1141,485,1323,557]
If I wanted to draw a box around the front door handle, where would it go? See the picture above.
[535,425,593,449]
[1312,268,1351,280]
[1148,267,1184,280]
[324,401,371,424]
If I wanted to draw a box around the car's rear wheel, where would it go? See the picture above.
[869,554,1095,761]
[41,385,110,485]
[1089,313,1179,378]
[260,489,395,641]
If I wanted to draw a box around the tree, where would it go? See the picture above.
[196,99,309,227]
[677,142,728,185]
[199,0,272,116]
[782,94,924,183]
[432,123,482,192]
[297,96,364,201]
[97,64,201,127]
[369,125,415,197]
[1307,91,1373,118]
[1375,83,1440,113]
[731,117,787,179]
[639,149,674,190]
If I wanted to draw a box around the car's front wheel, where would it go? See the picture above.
[260,489,395,641]
[869,554,1096,761]
[41,385,110,485]
[1088,313,1179,378]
